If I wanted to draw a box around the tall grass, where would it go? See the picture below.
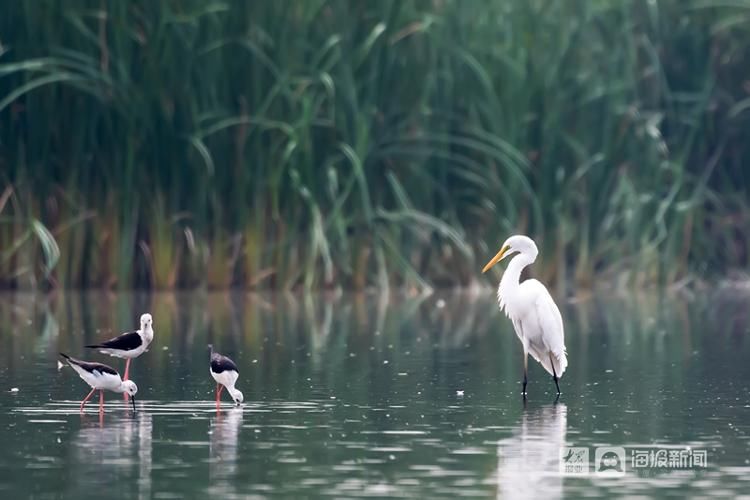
[1,0,749,290]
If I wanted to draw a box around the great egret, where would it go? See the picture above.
[482,235,567,396]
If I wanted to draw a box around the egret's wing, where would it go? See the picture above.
[532,283,568,376]
[510,317,525,345]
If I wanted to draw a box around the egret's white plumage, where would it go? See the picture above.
[483,235,568,395]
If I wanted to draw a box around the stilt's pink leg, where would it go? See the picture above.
[80,388,96,412]
[216,384,224,411]
[99,390,104,414]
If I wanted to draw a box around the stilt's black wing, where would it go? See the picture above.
[211,352,239,374]
[85,331,142,352]
[60,353,118,376]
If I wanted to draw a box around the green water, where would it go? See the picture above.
[0,290,749,498]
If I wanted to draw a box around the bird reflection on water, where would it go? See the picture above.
[72,413,153,500]
[495,403,567,500]
[209,407,244,495]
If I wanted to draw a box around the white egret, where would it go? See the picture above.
[482,235,567,395]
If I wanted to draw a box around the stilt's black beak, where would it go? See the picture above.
[131,396,136,412]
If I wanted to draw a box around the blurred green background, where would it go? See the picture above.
[1,0,748,290]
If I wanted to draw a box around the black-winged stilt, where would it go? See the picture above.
[60,353,137,412]
[85,313,154,381]
[208,345,243,407]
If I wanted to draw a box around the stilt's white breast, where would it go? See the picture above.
[211,369,239,389]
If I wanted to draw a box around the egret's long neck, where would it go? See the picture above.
[498,252,535,314]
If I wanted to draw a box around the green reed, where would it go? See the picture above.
[1,0,748,290]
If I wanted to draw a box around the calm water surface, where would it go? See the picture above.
[0,290,749,498]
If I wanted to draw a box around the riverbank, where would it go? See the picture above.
[2,1,748,290]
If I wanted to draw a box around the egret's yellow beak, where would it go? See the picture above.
[482,245,510,273]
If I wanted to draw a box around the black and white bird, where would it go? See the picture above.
[60,353,137,412]
[85,313,154,381]
[209,345,243,406]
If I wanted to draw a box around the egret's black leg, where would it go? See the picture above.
[522,352,528,396]
[549,353,561,395]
